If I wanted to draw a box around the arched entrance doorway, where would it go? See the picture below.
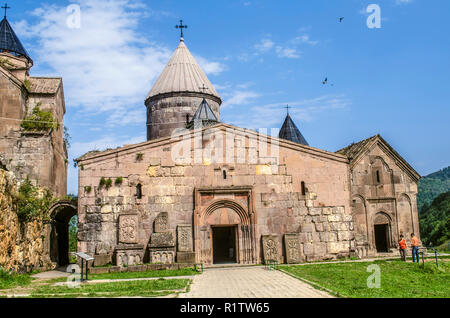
[373,212,392,253]
[194,187,256,265]
[48,200,77,266]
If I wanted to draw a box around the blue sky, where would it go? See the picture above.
[8,0,450,194]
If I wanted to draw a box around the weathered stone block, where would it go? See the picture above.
[310,208,322,216]
[150,249,175,264]
[328,215,341,222]
[150,232,175,247]
[284,233,302,264]
[93,254,112,267]
[322,207,332,215]
[118,214,138,244]
[300,223,315,233]
[154,212,169,233]
[177,251,195,263]
[115,244,144,267]
[177,224,193,252]
[303,243,314,256]
[320,232,337,242]
[338,231,353,241]
[262,235,279,263]
[327,242,349,254]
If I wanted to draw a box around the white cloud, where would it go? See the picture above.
[194,55,227,76]
[395,0,413,4]
[255,39,275,52]
[275,46,301,59]
[222,90,260,108]
[18,0,225,123]
[226,95,351,129]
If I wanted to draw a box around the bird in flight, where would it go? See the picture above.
[339,17,344,23]
[322,77,334,86]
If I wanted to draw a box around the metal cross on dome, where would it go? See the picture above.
[285,104,290,114]
[1,3,10,18]
[175,19,188,38]
[199,84,209,93]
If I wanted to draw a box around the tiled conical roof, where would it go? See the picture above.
[279,113,309,146]
[0,17,32,63]
[146,38,221,102]
[186,98,218,129]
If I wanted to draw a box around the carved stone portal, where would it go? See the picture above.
[118,214,138,244]
[262,235,279,263]
[284,233,301,264]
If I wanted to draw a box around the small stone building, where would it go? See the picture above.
[0,16,67,197]
[0,15,73,271]
[75,36,421,267]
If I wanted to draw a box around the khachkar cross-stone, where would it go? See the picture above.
[175,19,188,38]
[2,3,10,18]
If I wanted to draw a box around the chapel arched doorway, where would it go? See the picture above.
[373,212,392,253]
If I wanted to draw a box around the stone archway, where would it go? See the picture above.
[194,187,256,265]
[373,212,392,253]
[48,200,77,266]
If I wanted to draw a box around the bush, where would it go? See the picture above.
[115,177,123,185]
[15,179,55,223]
[21,105,58,132]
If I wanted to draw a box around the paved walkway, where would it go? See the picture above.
[179,267,332,298]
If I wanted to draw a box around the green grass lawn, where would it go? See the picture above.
[280,260,450,298]
[30,278,191,298]
[89,267,199,280]
[0,268,32,290]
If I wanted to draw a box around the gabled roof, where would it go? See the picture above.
[75,122,348,165]
[279,113,309,146]
[336,135,377,159]
[27,77,62,94]
[0,17,32,64]
[146,38,221,103]
[336,134,421,182]
[186,98,218,129]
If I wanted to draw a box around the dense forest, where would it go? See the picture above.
[417,166,450,249]
[417,166,450,211]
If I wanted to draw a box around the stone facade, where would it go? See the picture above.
[0,52,67,197]
[75,124,368,265]
[342,135,421,256]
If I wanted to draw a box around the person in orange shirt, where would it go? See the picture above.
[398,235,407,261]
[411,233,420,263]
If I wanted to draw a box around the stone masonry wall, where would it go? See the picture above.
[77,125,354,265]
[0,168,54,272]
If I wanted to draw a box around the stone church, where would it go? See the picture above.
[75,34,421,267]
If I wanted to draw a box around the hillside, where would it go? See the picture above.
[418,191,450,247]
[417,166,450,212]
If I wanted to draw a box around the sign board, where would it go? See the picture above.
[75,252,94,261]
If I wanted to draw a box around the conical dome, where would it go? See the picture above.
[0,17,32,63]
[146,38,221,103]
[279,113,309,146]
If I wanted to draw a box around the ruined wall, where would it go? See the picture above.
[77,125,355,265]
[350,142,420,255]
[0,168,54,272]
